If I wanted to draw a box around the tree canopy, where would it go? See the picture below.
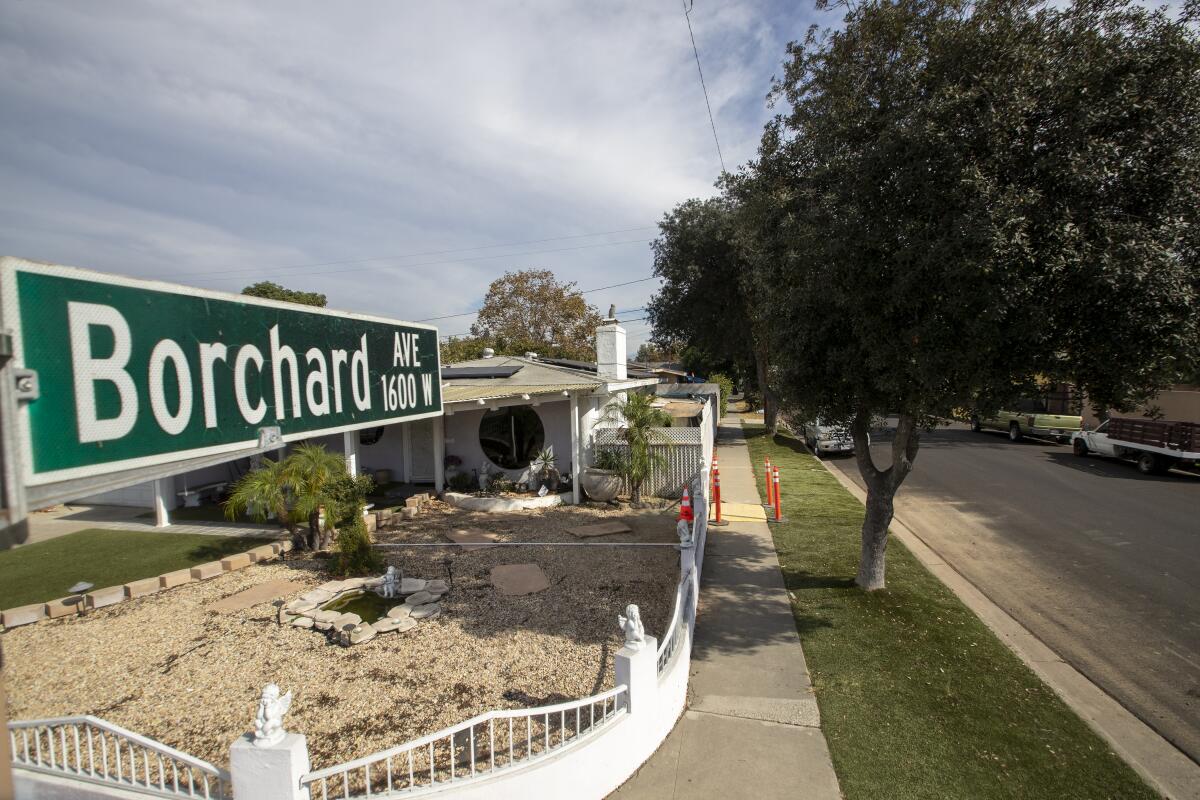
[468,269,603,361]
[242,281,327,307]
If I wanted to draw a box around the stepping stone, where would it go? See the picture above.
[566,521,632,538]
[409,603,441,620]
[317,580,349,593]
[362,577,385,588]
[124,577,161,599]
[387,606,412,619]
[374,616,415,633]
[404,591,434,606]
[45,596,83,619]
[159,569,195,589]
[490,564,550,596]
[1,603,46,628]
[313,610,340,630]
[341,577,368,590]
[220,552,253,571]
[332,612,362,629]
[285,599,318,614]
[278,607,298,624]
[445,529,500,550]
[190,562,224,581]
[210,580,307,613]
[300,589,335,605]
[349,623,377,644]
[400,578,427,594]
[425,579,449,594]
[291,616,315,629]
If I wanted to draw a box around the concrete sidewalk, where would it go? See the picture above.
[24,504,284,547]
[614,419,842,799]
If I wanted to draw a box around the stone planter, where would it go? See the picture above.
[580,468,622,502]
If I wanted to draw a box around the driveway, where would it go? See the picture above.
[823,421,1200,764]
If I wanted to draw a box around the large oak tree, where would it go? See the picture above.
[750,0,1199,589]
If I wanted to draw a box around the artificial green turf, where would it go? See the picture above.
[0,529,272,609]
[743,425,1156,800]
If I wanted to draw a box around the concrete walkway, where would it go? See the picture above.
[614,419,842,799]
[24,504,284,547]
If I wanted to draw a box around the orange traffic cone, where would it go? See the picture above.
[678,486,694,522]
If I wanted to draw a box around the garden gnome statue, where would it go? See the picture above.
[381,566,399,599]
[253,683,293,748]
[618,604,646,651]
[676,518,693,548]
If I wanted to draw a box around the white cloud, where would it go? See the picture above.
[0,0,814,352]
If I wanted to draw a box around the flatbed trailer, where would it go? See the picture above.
[1072,417,1200,474]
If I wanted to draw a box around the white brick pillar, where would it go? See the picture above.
[231,732,311,800]
[614,635,659,752]
[433,414,446,495]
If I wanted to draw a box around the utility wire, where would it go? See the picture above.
[172,225,657,280]
[683,0,726,174]
[421,279,658,324]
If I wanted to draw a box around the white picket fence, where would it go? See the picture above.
[7,715,231,798]
[9,457,714,800]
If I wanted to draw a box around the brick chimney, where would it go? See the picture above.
[596,305,626,381]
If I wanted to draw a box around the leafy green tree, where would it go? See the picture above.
[634,341,681,363]
[470,269,603,360]
[242,281,327,307]
[648,199,779,433]
[708,373,735,419]
[440,335,492,364]
[750,0,1199,589]
[599,391,673,503]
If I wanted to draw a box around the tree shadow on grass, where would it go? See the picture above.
[187,537,273,563]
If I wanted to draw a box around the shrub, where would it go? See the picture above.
[333,519,382,576]
[447,472,476,493]
[709,373,734,419]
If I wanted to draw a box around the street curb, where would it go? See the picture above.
[804,443,1200,800]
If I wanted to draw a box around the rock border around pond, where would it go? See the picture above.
[281,571,447,647]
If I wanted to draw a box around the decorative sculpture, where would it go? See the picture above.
[618,604,646,651]
[253,683,293,748]
[381,565,400,599]
[676,518,694,548]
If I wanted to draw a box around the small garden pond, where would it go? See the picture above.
[321,591,392,624]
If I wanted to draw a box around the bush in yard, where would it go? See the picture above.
[333,519,381,576]
[708,373,734,419]
[599,392,673,503]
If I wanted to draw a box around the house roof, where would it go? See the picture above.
[440,356,604,405]
[537,357,658,380]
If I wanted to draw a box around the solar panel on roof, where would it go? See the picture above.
[441,366,523,379]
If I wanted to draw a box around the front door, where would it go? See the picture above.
[406,418,435,483]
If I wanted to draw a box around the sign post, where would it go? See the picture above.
[0,257,442,511]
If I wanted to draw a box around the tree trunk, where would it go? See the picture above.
[753,340,778,436]
[630,480,642,505]
[851,411,920,591]
[307,510,320,551]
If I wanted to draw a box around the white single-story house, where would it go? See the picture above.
[438,316,658,503]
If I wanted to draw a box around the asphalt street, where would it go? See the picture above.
[823,421,1200,765]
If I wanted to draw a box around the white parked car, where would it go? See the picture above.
[799,419,865,456]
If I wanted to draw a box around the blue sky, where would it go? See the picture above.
[0,1,823,353]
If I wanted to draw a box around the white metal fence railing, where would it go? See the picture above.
[300,685,629,799]
[593,427,703,498]
[7,715,232,799]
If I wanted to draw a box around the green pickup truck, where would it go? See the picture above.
[971,399,1082,443]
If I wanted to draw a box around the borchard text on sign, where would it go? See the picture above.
[0,257,442,505]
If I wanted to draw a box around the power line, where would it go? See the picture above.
[683,0,726,174]
[189,237,651,284]
[421,278,659,325]
[173,225,657,280]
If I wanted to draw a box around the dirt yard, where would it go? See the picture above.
[2,501,679,771]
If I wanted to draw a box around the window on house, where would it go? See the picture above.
[479,406,545,469]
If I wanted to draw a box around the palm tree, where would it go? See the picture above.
[599,391,673,503]
[283,444,347,550]
[225,457,301,547]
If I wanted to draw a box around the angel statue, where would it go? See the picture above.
[618,604,646,651]
[381,565,400,599]
[253,683,293,748]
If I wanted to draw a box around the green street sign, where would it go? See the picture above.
[1,258,442,486]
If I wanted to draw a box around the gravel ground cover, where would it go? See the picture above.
[3,500,679,771]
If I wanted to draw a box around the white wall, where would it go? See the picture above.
[445,400,573,484]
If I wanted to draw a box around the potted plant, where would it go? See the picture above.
[529,447,560,494]
[581,448,625,502]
